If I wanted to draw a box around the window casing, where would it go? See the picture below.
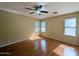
[34,21,40,32]
[34,21,46,32]
[41,22,46,32]
[64,17,76,36]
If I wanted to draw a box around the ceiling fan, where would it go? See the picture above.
[25,5,48,15]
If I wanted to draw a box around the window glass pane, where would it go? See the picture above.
[64,18,76,27]
[41,22,46,32]
[41,27,46,32]
[34,27,39,32]
[64,28,76,36]
[34,21,46,32]
[34,22,40,27]
[64,17,76,36]
[41,22,46,27]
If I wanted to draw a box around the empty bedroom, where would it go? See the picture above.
[0,2,79,56]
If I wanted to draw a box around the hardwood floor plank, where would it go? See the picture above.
[0,36,79,56]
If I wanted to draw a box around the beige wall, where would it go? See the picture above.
[0,10,38,47]
[0,9,79,47]
[41,12,79,45]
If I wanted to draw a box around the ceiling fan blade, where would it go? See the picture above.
[38,5,42,9]
[30,12,35,14]
[25,7,33,10]
[40,11,48,13]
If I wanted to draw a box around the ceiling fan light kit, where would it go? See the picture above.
[25,5,48,15]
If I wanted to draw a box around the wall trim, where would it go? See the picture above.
[41,36,79,46]
[0,8,34,18]
[0,37,29,48]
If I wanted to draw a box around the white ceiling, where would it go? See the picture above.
[0,2,79,19]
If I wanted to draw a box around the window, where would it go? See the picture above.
[34,21,46,32]
[41,22,46,32]
[34,21,40,32]
[64,17,76,36]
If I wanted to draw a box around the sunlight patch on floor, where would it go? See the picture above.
[29,32,41,40]
[52,44,77,56]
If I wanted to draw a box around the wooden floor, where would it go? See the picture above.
[0,36,79,56]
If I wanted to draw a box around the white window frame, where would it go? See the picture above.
[41,22,46,32]
[64,17,76,36]
[34,21,40,32]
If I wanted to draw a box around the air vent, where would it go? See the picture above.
[53,11,58,14]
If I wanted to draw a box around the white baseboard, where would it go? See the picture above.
[0,37,29,48]
[42,36,79,46]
